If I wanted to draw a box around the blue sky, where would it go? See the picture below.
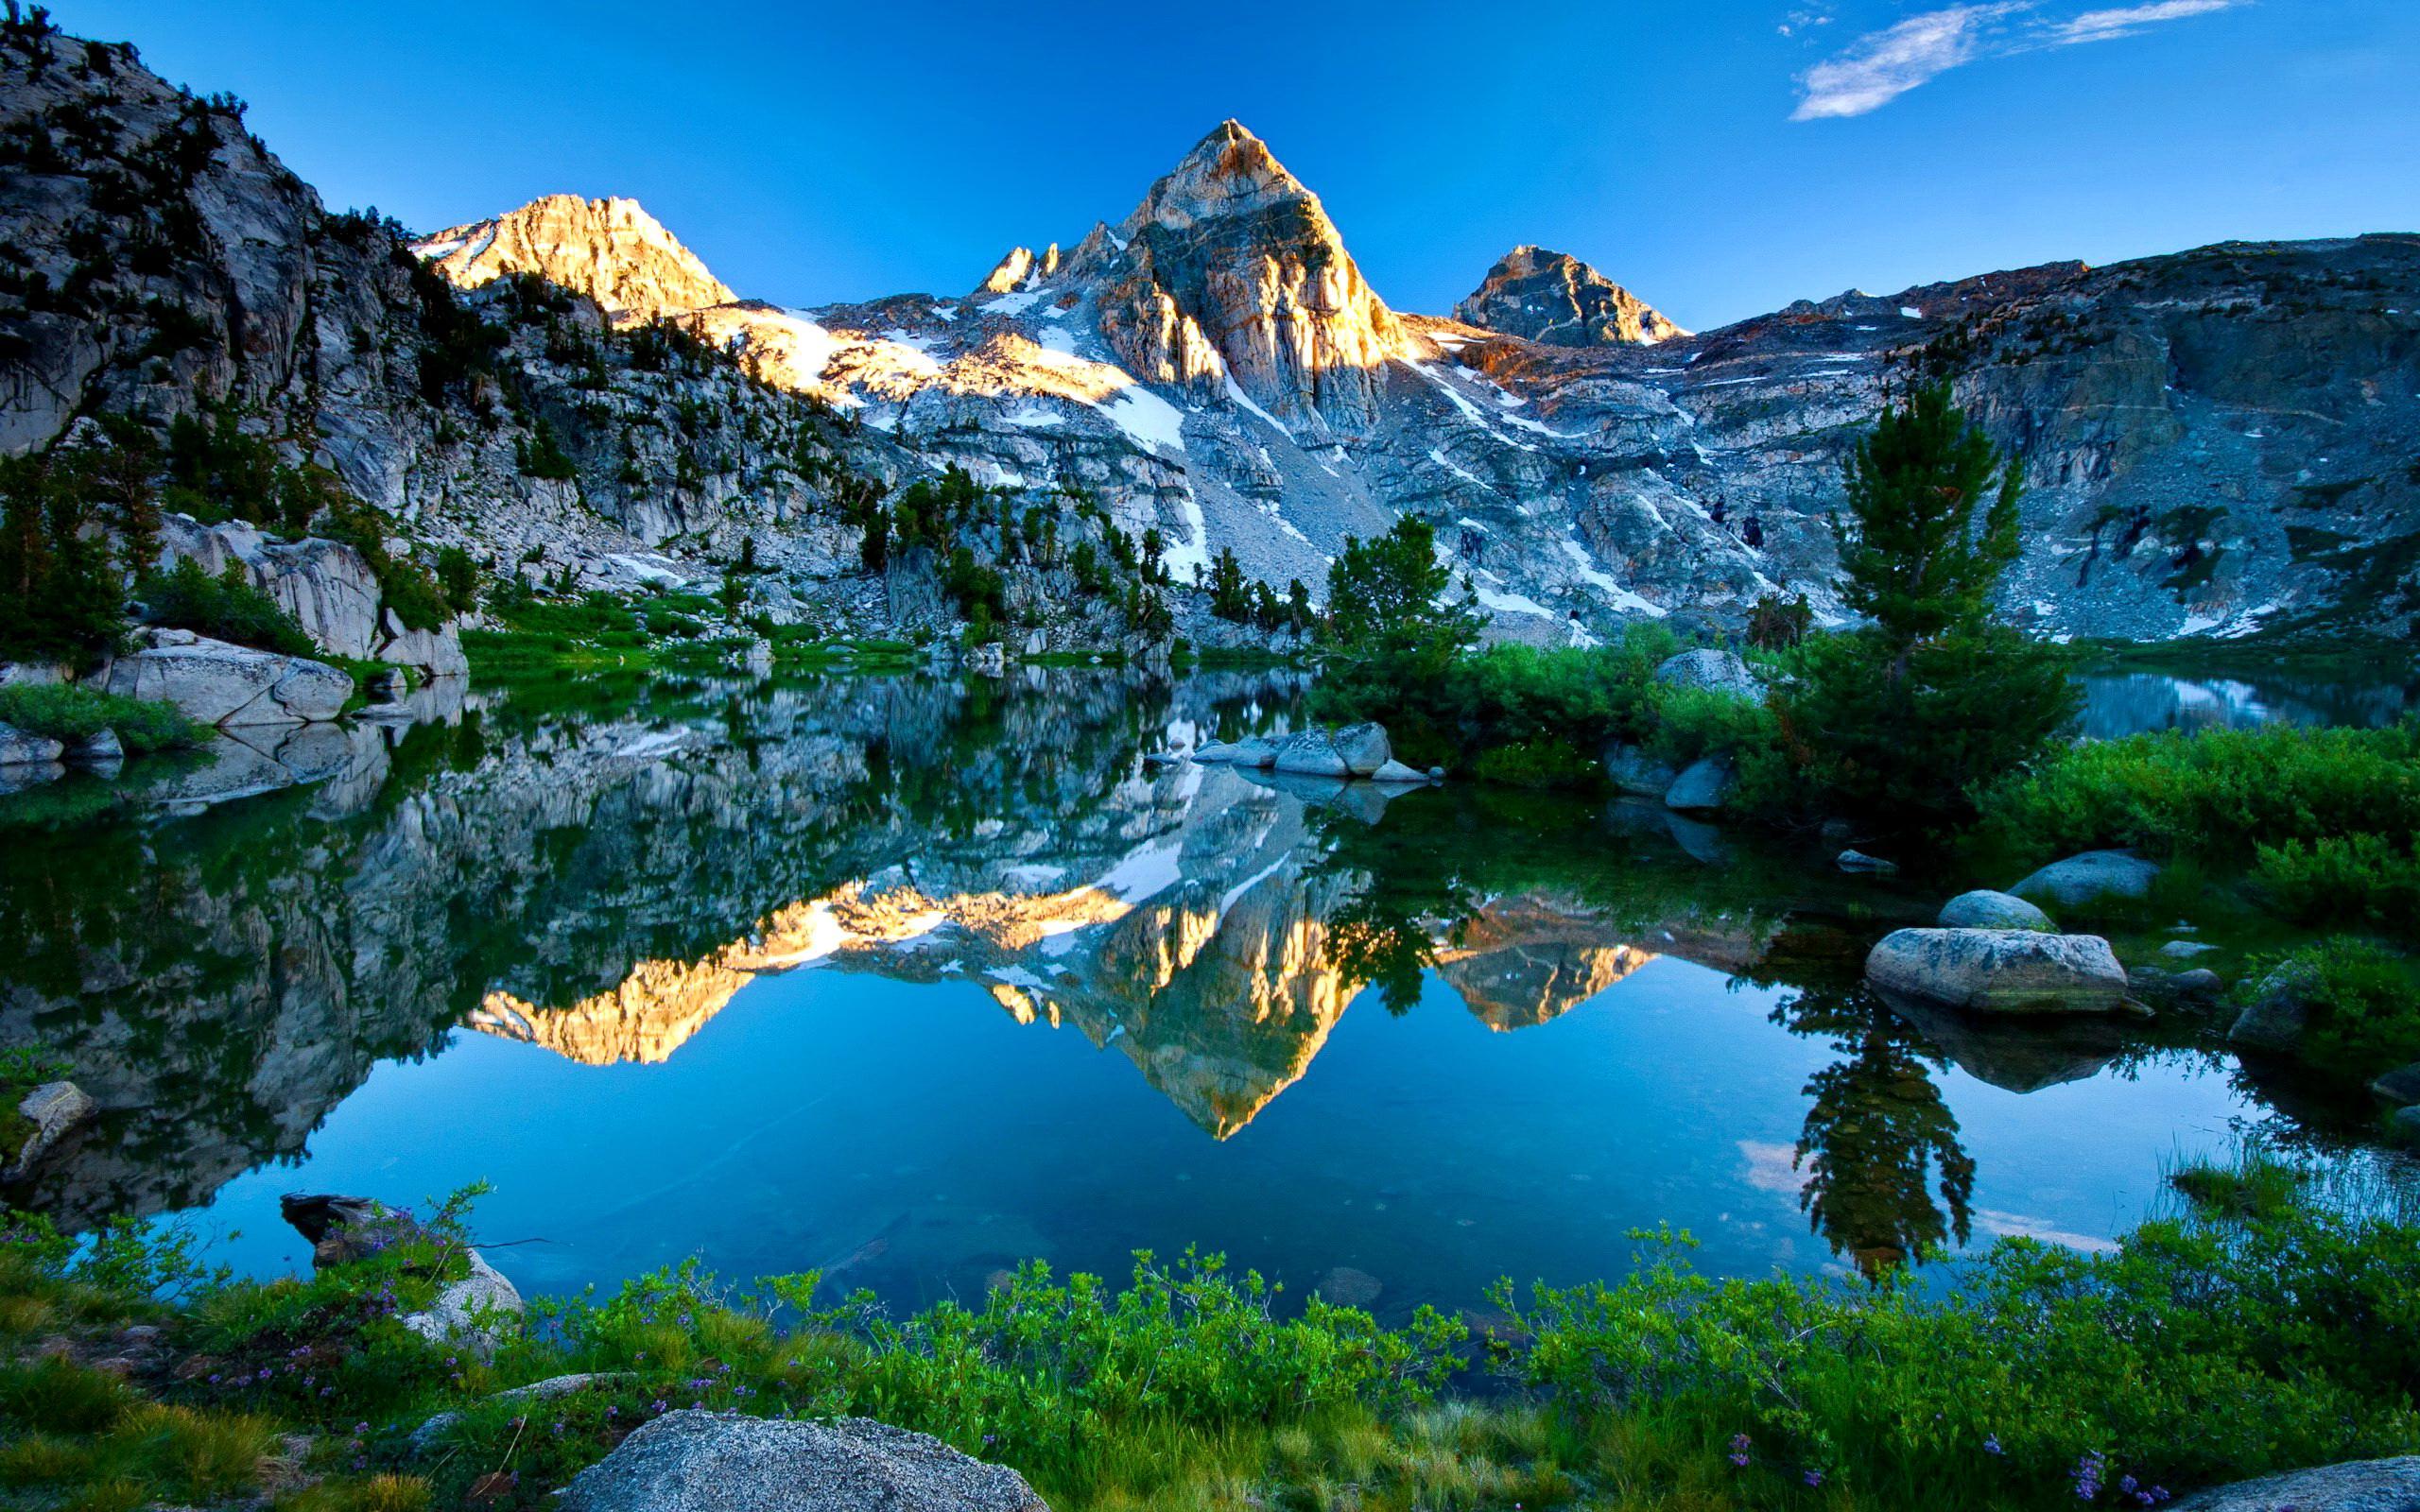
[66,0,2420,331]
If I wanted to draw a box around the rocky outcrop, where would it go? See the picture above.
[1867,928,2132,1014]
[96,629,351,726]
[152,517,469,677]
[1653,649,1764,702]
[3,1081,95,1183]
[557,1411,1048,1512]
[2166,1455,2420,1511]
[280,1193,524,1352]
[1455,245,1685,348]
[1938,890,2054,932]
[414,195,736,325]
[2009,850,2162,909]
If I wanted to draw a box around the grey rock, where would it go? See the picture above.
[1369,758,1428,784]
[1865,928,2132,1015]
[556,1410,1047,1512]
[1663,756,1734,813]
[2167,1454,2420,1511]
[2372,1061,2420,1106]
[2395,1107,2420,1146]
[96,631,352,727]
[280,1192,523,1355]
[69,728,124,765]
[1602,742,1678,797]
[0,722,64,766]
[1455,245,1685,348]
[1329,721,1392,776]
[1837,850,1897,875]
[410,1372,637,1453]
[2130,966,2224,1013]
[1191,741,1249,763]
[2157,939,2219,961]
[1271,730,1348,777]
[1652,649,1763,702]
[4,1081,97,1182]
[1230,736,1280,769]
[0,759,62,796]
[1426,765,1445,780]
[1938,890,2054,932]
[2229,961,2321,1054]
[402,1247,524,1354]
[2009,850,2162,909]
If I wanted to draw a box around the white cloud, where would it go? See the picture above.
[2056,0,2238,43]
[1791,3,2030,121]
[1791,0,2246,119]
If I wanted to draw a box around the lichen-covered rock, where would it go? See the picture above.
[1866,928,2131,1015]
[1652,649,1763,702]
[556,1410,1048,1512]
[4,1081,97,1182]
[1329,722,1392,776]
[2166,1454,2420,1511]
[2008,850,2162,908]
[1271,730,1348,777]
[1938,890,2055,932]
[95,630,351,727]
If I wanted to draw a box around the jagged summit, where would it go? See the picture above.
[1454,245,1685,347]
[413,194,735,326]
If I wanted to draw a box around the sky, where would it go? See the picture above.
[62,0,2420,332]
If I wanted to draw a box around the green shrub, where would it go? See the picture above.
[1978,720,2420,868]
[1470,736,1599,789]
[138,558,315,657]
[2255,832,2420,940]
[2235,938,2420,1078]
[0,682,204,754]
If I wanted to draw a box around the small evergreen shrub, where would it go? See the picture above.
[138,558,315,657]
[0,682,204,754]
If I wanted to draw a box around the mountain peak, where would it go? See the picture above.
[1454,245,1685,347]
[414,194,735,325]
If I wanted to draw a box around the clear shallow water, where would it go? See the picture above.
[0,669,2396,1320]
[2076,667,2415,739]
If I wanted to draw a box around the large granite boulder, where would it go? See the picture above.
[1652,648,1763,702]
[0,723,64,766]
[97,629,351,726]
[1938,890,2054,932]
[2167,1455,2420,1511]
[1663,756,1734,813]
[1271,730,1349,777]
[1866,928,2131,1015]
[1329,722,1392,776]
[1601,742,1678,798]
[2008,850,2162,909]
[557,1411,1048,1512]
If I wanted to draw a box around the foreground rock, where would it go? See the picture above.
[1663,756,1734,814]
[1601,742,1678,798]
[1329,721,1392,776]
[0,722,64,766]
[1866,928,2132,1015]
[98,630,352,727]
[2008,850,2162,909]
[1652,648,1763,702]
[1938,890,2054,932]
[279,1193,524,1352]
[2167,1454,2420,1511]
[557,1410,1048,1512]
[3,1081,96,1182]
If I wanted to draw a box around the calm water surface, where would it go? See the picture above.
[0,667,2403,1320]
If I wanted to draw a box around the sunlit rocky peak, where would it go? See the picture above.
[413,194,736,325]
[1454,245,1687,348]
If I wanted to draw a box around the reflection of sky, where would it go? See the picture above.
[2076,673,2413,741]
[182,951,2253,1319]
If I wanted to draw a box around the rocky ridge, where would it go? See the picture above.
[1454,245,1686,348]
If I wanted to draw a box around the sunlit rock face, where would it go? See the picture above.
[415,196,736,325]
[1454,246,1686,349]
[1435,894,1663,1031]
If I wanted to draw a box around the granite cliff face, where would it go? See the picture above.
[6,15,2416,645]
[1454,246,1685,348]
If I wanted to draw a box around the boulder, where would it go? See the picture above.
[556,1410,1048,1512]
[4,1080,96,1182]
[0,722,63,766]
[1652,648,1763,702]
[2156,939,2218,961]
[409,1372,638,1453]
[1230,736,1279,769]
[1329,722,1392,776]
[1837,850,1897,875]
[1369,759,1429,784]
[2166,1454,2420,1511]
[1192,741,1248,763]
[97,630,351,726]
[1865,928,2132,1015]
[1601,742,1678,797]
[2228,961,2320,1054]
[1938,890,2054,932]
[1271,730,1349,777]
[2395,1107,2420,1147]
[279,1193,523,1354]
[2372,1061,2420,1106]
[2008,850,2162,909]
[68,729,124,765]
[0,759,61,796]
[2130,965,2224,1014]
[1663,756,1734,814]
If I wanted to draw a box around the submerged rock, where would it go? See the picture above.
[2166,1454,2420,1511]
[1865,928,2131,1015]
[556,1410,1047,1512]
[1939,890,2054,932]
[2008,850,2161,909]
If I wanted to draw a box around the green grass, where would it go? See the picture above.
[0,681,206,754]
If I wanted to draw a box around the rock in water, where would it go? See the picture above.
[1651,649,1763,702]
[2165,1454,2420,1511]
[2228,960,2321,1053]
[1329,722,1392,776]
[1271,730,1349,777]
[1369,759,1429,784]
[557,1411,1048,1512]
[1837,850,1897,875]
[2008,850,2162,908]
[4,1081,97,1182]
[0,723,64,766]
[1663,756,1734,813]
[98,630,352,726]
[2373,1061,2420,1106]
[1601,742,1678,798]
[1866,928,2131,1014]
[1938,890,2055,932]
[1314,1265,1383,1308]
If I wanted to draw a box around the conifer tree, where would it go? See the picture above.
[1834,381,2022,665]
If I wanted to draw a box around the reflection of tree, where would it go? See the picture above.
[1774,984,1975,1277]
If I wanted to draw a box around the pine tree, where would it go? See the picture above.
[1834,381,2021,662]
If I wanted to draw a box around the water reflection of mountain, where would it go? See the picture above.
[1,668,2189,1274]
